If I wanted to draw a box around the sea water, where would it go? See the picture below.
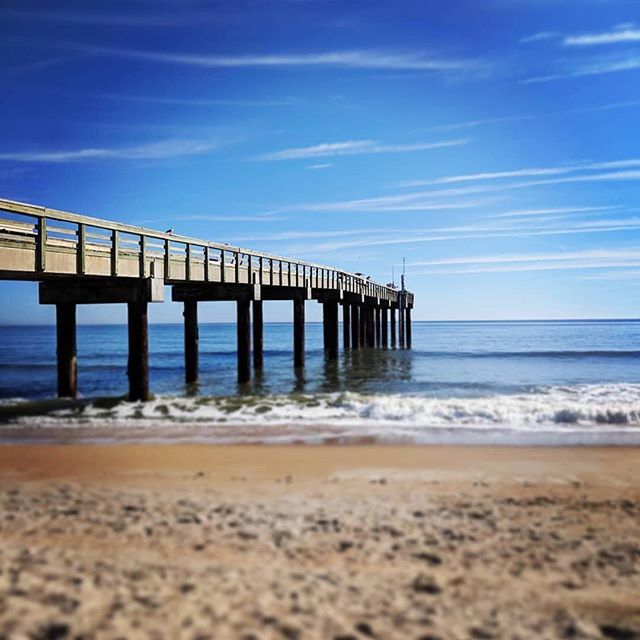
[1,320,639,444]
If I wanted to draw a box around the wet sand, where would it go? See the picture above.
[0,445,639,639]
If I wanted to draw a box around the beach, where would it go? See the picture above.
[1,444,638,639]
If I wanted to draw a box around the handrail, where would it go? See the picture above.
[0,197,412,302]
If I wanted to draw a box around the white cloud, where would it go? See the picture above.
[564,27,640,46]
[397,159,640,188]
[256,138,468,161]
[523,55,640,83]
[77,44,477,72]
[520,31,561,44]
[411,248,640,267]
[491,206,623,218]
[306,163,333,170]
[0,139,217,163]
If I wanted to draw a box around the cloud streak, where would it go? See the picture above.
[0,139,217,163]
[76,43,477,72]
[564,27,640,47]
[256,138,468,161]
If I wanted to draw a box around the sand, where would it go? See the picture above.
[0,444,639,640]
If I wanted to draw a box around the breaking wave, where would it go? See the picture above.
[2,383,640,444]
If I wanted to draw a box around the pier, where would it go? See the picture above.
[0,198,414,401]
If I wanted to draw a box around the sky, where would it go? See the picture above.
[1,0,640,323]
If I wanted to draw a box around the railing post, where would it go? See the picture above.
[165,239,171,280]
[220,249,226,283]
[77,223,86,276]
[111,230,119,277]
[36,217,47,272]
[204,246,210,281]
[185,244,192,281]
[139,234,146,277]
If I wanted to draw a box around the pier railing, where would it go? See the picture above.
[0,198,412,305]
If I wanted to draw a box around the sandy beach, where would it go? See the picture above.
[0,444,638,639]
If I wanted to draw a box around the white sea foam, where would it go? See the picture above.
[3,384,640,444]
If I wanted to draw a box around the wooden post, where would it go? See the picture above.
[253,300,264,371]
[350,304,359,350]
[237,300,251,383]
[381,307,388,348]
[323,300,339,359]
[127,302,149,401]
[293,298,305,368]
[184,299,198,384]
[399,302,406,349]
[375,307,381,348]
[342,303,351,350]
[359,305,367,348]
[56,303,77,398]
[390,308,397,348]
[406,307,412,349]
[366,307,375,348]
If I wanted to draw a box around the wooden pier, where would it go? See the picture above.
[0,198,414,401]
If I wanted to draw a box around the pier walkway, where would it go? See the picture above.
[0,198,414,400]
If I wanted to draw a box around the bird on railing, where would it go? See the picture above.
[165,228,174,235]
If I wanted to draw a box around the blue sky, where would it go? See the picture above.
[1,0,640,323]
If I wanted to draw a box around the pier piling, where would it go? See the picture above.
[237,300,251,383]
[350,304,359,350]
[293,298,305,368]
[127,302,149,401]
[381,307,388,348]
[252,300,264,371]
[342,303,351,350]
[406,308,412,349]
[323,300,339,360]
[183,300,198,384]
[55,303,77,398]
[390,308,397,349]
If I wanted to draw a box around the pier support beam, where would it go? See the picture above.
[381,307,388,348]
[55,303,77,398]
[237,300,251,383]
[350,304,359,350]
[183,300,198,384]
[375,307,381,348]
[399,304,406,349]
[252,300,264,371]
[366,307,375,348]
[406,307,412,349]
[127,302,149,401]
[323,300,339,360]
[390,308,397,349]
[342,303,351,350]
[293,298,305,369]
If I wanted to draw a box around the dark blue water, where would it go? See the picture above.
[1,321,639,443]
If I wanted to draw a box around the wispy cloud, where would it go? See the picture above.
[520,31,561,44]
[0,139,217,163]
[564,27,640,47]
[76,43,478,72]
[423,115,531,132]
[491,206,623,218]
[410,248,640,275]
[91,93,298,108]
[5,8,222,27]
[278,217,640,253]
[523,55,640,83]
[306,163,332,170]
[397,158,640,189]
[255,138,468,161]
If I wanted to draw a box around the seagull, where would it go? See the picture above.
[165,228,173,235]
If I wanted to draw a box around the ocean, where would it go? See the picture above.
[1,320,639,445]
